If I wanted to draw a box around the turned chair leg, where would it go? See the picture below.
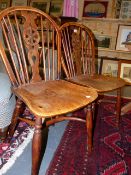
[116,88,121,125]
[32,117,43,175]
[8,99,24,139]
[91,102,96,120]
[86,104,93,154]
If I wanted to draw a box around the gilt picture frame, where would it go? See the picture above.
[119,0,131,19]
[118,60,131,85]
[116,25,131,52]
[101,57,118,77]
[82,0,108,18]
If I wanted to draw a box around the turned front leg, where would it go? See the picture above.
[9,99,24,139]
[116,88,121,125]
[86,104,93,154]
[32,117,42,175]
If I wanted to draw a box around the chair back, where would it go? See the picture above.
[60,22,96,78]
[0,6,61,88]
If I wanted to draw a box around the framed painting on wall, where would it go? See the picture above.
[101,57,118,77]
[82,0,109,18]
[49,1,63,17]
[0,0,10,11]
[116,25,131,52]
[11,0,28,6]
[118,60,131,85]
[30,0,50,13]
[114,0,122,18]
[94,35,111,49]
[119,0,131,19]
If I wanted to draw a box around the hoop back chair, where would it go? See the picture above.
[60,22,126,124]
[0,7,97,174]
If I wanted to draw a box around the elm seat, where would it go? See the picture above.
[0,73,16,140]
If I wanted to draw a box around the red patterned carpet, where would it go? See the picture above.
[0,108,34,174]
[46,98,131,175]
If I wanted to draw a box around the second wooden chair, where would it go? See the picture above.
[60,22,126,125]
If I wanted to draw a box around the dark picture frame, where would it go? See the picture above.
[114,0,122,18]
[30,0,50,13]
[95,35,111,49]
[49,0,63,17]
[0,0,10,11]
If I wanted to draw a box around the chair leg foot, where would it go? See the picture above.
[0,126,8,142]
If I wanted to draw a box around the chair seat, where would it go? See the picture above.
[13,80,98,118]
[69,74,126,92]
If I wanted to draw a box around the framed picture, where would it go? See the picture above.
[0,0,10,11]
[119,0,131,19]
[49,1,63,17]
[118,60,131,85]
[11,0,28,6]
[114,0,122,18]
[95,35,111,49]
[82,0,108,18]
[101,57,118,77]
[116,25,131,52]
[30,0,50,13]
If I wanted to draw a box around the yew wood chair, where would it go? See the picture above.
[60,22,126,124]
[0,7,98,175]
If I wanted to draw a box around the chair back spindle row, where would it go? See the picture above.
[0,7,61,88]
[60,22,96,79]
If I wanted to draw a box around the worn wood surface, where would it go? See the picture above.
[13,80,97,117]
[69,74,126,92]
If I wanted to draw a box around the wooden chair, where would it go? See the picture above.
[0,7,98,175]
[60,22,126,124]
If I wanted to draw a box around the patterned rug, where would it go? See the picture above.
[0,108,34,175]
[46,98,131,175]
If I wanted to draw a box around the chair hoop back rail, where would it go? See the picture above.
[0,7,98,175]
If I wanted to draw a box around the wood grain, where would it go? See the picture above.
[13,80,98,117]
